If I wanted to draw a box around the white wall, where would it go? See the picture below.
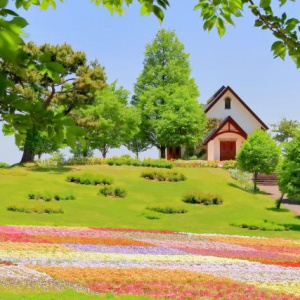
[206,90,263,134]
[207,132,245,160]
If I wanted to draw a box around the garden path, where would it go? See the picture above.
[258,184,300,217]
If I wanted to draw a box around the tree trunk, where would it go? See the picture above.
[160,146,166,159]
[100,148,107,159]
[276,194,284,209]
[253,172,258,192]
[20,145,35,163]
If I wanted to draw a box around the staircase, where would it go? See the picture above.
[255,173,278,186]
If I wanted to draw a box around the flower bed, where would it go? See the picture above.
[0,225,299,299]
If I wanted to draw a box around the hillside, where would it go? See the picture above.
[0,164,299,238]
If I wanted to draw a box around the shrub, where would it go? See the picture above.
[223,160,237,169]
[230,220,290,231]
[106,156,173,169]
[173,160,221,168]
[142,213,160,220]
[28,192,76,201]
[228,169,254,191]
[28,193,35,200]
[99,186,127,198]
[0,162,9,168]
[66,173,113,186]
[182,191,223,205]
[114,187,127,198]
[147,206,187,214]
[141,170,186,182]
[7,203,63,214]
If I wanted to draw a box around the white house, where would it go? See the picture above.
[165,85,268,160]
[203,85,268,161]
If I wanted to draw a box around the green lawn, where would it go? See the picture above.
[0,164,299,238]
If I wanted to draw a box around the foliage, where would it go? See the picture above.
[1,42,106,163]
[99,186,127,198]
[271,118,300,143]
[125,130,151,159]
[228,169,254,191]
[28,192,75,201]
[67,173,112,186]
[75,83,140,158]
[146,206,187,214]
[182,191,223,205]
[70,141,94,159]
[107,156,173,169]
[230,220,290,231]
[222,160,238,169]
[0,162,9,168]
[173,160,220,168]
[7,203,63,214]
[237,130,280,191]
[133,29,207,158]
[141,170,186,182]
[277,132,300,204]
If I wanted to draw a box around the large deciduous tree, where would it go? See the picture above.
[237,129,280,191]
[133,29,207,158]
[75,83,140,158]
[1,42,106,163]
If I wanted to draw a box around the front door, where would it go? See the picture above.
[220,141,236,161]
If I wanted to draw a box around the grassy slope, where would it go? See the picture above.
[0,164,299,238]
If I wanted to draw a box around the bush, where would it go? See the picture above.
[7,203,63,214]
[230,219,290,231]
[173,160,221,168]
[66,173,113,186]
[99,186,127,198]
[141,170,186,182]
[106,156,173,169]
[147,206,187,214]
[0,162,9,168]
[28,192,76,201]
[182,191,223,205]
[228,169,254,191]
[223,160,237,169]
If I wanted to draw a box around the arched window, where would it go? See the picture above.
[225,97,231,109]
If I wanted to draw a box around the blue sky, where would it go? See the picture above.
[1,0,300,164]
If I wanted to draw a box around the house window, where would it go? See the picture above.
[225,97,231,109]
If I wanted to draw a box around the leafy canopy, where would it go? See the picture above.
[278,131,300,201]
[237,129,280,190]
[133,29,207,157]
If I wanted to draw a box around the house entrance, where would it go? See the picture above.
[220,141,236,161]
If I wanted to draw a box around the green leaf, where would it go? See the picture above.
[66,130,76,149]
[152,5,164,22]
[271,41,286,59]
[216,17,226,37]
[2,123,14,135]
[254,19,264,27]
[260,0,271,9]
[0,0,8,8]
[11,16,28,28]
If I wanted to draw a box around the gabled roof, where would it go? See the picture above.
[204,86,269,130]
[203,116,248,145]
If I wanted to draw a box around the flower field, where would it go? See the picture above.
[0,225,300,299]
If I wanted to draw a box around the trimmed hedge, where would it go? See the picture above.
[28,192,75,201]
[182,191,223,205]
[7,203,63,214]
[99,186,127,198]
[66,173,113,186]
[146,206,187,214]
[230,220,290,231]
[107,156,173,169]
[141,170,186,182]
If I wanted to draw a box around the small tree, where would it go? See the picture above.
[277,132,300,208]
[271,118,300,144]
[237,129,280,191]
